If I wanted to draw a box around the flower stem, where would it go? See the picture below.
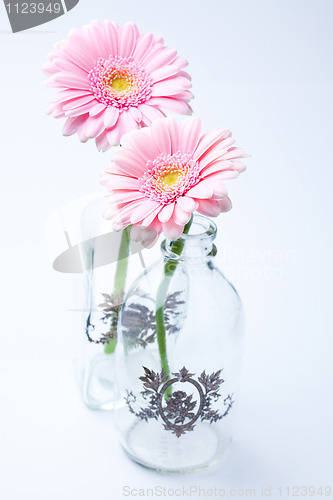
[155,216,193,384]
[104,226,131,354]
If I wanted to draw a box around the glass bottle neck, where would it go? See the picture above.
[161,215,217,263]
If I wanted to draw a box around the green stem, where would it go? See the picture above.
[104,226,131,354]
[155,216,193,384]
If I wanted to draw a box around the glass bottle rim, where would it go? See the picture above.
[180,214,217,241]
[161,215,217,260]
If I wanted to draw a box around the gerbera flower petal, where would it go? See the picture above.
[119,22,139,58]
[46,101,65,118]
[193,128,231,161]
[89,102,106,117]
[138,44,167,67]
[139,103,165,124]
[61,40,94,72]
[148,97,192,115]
[173,204,192,225]
[175,90,194,101]
[83,23,107,62]
[176,196,198,212]
[50,88,91,104]
[115,146,147,171]
[104,161,131,177]
[198,141,236,170]
[106,127,122,148]
[201,162,239,179]
[85,115,106,139]
[102,21,118,54]
[96,130,113,152]
[65,28,88,49]
[51,57,87,75]
[63,115,87,136]
[77,122,89,142]
[132,32,154,62]
[44,21,193,150]
[65,103,95,117]
[144,48,177,72]
[113,199,148,228]
[219,147,249,161]
[51,72,89,90]
[180,117,202,153]
[196,199,222,217]
[151,118,172,155]
[151,77,191,97]
[158,203,175,223]
[105,175,140,190]
[62,95,96,111]
[141,207,163,228]
[103,107,119,128]
[130,199,161,225]
[218,197,232,212]
[186,179,215,199]
[89,21,113,60]
[150,63,187,84]
[113,153,146,178]
[129,107,143,123]
[117,111,140,138]
[231,161,247,173]
[121,129,160,161]
[110,191,146,205]
[166,117,181,154]
[131,224,159,248]
[162,220,185,240]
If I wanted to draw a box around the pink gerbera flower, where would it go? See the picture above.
[101,117,248,240]
[43,21,193,151]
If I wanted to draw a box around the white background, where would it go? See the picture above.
[0,0,332,499]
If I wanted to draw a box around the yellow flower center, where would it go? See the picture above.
[140,152,201,204]
[161,171,180,187]
[110,77,129,92]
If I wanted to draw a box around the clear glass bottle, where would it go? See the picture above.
[114,215,245,472]
[78,193,146,410]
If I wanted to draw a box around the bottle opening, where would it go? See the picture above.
[162,215,217,260]
[182,215,217,239]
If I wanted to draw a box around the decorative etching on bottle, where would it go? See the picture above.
[85,290,185,346]
[125,366,234,437]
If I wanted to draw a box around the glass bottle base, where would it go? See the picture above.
[82,352,116,410]
[122,419,231,473]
